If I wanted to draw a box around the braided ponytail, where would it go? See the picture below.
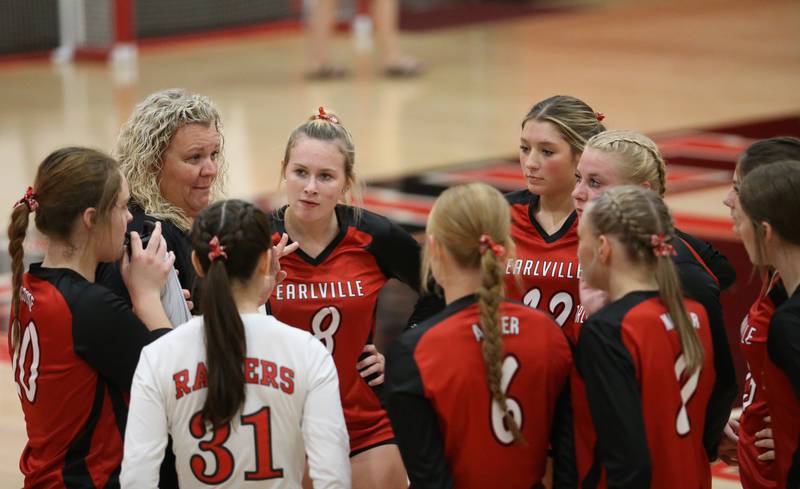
[8,203,31,352]
[587,186,704,373]
[478,245,524,443]
[423,183,524,443]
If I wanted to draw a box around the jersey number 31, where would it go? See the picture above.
[189,408,283,483]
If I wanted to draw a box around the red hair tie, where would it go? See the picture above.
[208,236,228,262]
[650,233,676,258]
[595,112,606,122]
[15,186,38,213]
[479,234,506,257]
[315,106,340,124]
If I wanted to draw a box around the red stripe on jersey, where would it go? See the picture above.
[678,236,720,286]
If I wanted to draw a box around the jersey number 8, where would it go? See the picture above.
[311,306,341,354]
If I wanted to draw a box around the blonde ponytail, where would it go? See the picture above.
[586,185,704,373]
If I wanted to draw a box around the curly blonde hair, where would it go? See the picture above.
[115,88,228,231]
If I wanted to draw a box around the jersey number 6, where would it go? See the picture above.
[189,407,283,483]
[491,355,523,445]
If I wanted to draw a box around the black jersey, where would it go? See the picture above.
[97,203,195,303]
[764,286,800,488]
[8,263,169,488]
[94,203,190,489]
[675,229,736,291]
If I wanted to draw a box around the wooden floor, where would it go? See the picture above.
[1,0,799,486]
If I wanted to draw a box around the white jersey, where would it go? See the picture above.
[121,313,351,488]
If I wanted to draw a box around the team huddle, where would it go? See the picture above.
[7,90,800,489]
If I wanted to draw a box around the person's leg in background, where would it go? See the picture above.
[306,0,349,78]
[371,0,422,76]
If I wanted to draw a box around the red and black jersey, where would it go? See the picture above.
[267,204,422,453]
[763,285,800,488]
[504,190,582,342]
[385,295,572,489]
[8,263,169,489]
[738,272,786,489]
[572,291,716,489]
[672,229,738,459]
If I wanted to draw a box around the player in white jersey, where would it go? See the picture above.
[121,199,351,488]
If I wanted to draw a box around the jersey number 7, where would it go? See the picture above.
[189,407,283,483]
[674,355,701,436]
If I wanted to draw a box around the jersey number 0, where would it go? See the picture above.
[12,320,40,403]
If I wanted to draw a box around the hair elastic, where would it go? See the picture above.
[314,106,340,124]
[208,236,228,262]
[479,234,506,257]
[15,187,38,213]
[650,233,676,257]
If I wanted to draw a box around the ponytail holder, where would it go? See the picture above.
[15,186,38,213]
[208,236,228,262]
[479,234,506,257]
[595,112,606,122]
[650,233,676,257]
[315,106,340,124]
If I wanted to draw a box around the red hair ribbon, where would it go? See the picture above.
[479,234,506,257]
[650,233,676,257]
[315,106,340,124]
[208,236,228,262]
[595,112,606,122]
[15,186,38,212]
